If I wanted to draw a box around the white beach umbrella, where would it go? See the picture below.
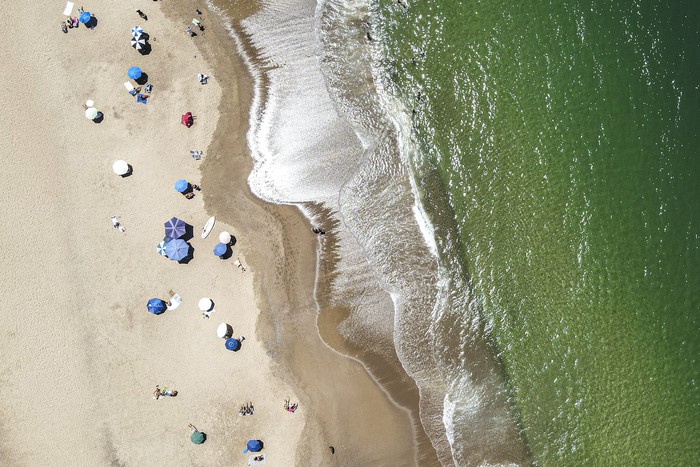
[131,37,146,50]
[112,160,129,175]
[217,322,232,339]
[85,107,98,120]
[218,231,231,244]
[198,297,213,311]
[131,25,143,37]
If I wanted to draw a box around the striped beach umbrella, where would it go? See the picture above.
[131,25,143,37]
[156,241,167,256]
[131,37,146,50]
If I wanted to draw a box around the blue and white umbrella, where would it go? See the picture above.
[156,241,167,256]
[131,37,146,50]
[131,25,143,38]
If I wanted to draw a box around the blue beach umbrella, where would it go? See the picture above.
[165,239,190,262]
[164,217,186,239]
[131,25,143,37]
[147,298,165,315]
[213,243,227,257]
[79,11,91,23]
[127,66,142,80]
[156,241,167,256]
[173,179,189,193]
[225,338,240,351]
[243,439,263,453]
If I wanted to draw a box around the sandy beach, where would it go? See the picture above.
[0,0,426,465]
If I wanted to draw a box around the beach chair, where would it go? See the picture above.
[124,81,137,96]
[166,294,182,311]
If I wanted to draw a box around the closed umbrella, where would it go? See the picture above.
[156,241,167,256]
[198,298,213,311]
[174,179,189,193]
[131,25,143,37]
[219,231,231,244]
[112,160,129,175]
[127,66,142,80]
[131,37,146,50]
[213,243,227,257]
[147,298,165,315]
[225,338,240,351]
[191,431,206,444]
[85,107,99,120]
[79,11,91,23]
[164,217,186,239]
[165,239,190,262]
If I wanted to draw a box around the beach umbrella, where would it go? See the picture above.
[131,37,146,50]
[127,66,142,80]
[164,217,186,239]
[225,338,240,351]
[217,322,232,339]
[112,160,129,175]
[156,241,167,256]
[85,107,98,120]
[190,431,206,444]
[219,231,231,244]
[79,11,91,23]
[198,297,213,312]
[174,179,189,193]
[147,298,165,315]
[131,25,143,37]
[213,243,227,257]
[245,439,263,453]
[165,239,190,262]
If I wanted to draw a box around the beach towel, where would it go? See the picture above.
[137,94,148,104]
[63,1,74,16]
[248,454,266,465]
[123,81,135,94]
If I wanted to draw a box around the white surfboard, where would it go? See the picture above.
[201,216,216,239]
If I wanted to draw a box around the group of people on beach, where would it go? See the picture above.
[239,401,255,416]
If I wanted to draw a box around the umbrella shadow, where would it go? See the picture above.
[135,73,149,85]
[229,235,237,247]
[178,245,195,264]
[120,164,134,177]
[138,43,152,56]
[180,223,195,242]
[220,247,233,260]
[86,16,98,29]
[93,112,104,123]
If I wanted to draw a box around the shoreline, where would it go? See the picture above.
[198,0,438,465]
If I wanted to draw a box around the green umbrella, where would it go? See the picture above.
[191,431,206,444]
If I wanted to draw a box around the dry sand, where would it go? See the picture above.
[0,0,424,465]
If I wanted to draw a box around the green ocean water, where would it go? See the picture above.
[378,0,700,464]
